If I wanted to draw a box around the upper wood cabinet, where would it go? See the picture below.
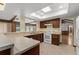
[52,19,60,28]
[40,18,60,28]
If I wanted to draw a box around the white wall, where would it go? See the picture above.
[74,16,79,54]
[75,16,79,44]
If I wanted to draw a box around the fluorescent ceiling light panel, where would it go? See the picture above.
[42,6,51,13]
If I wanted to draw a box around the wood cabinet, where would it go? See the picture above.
[40,21,47,28]
[21,45,39,55]
[11,22,16,32]
[25,33,43,42]
[40,18,60,28]
[62,31,69,44]
[52,19,60,28]
[0,48,11,55]
[62,31,69,35]
[52,34,60,45]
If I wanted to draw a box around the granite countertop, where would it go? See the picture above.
[3,31,61,37]
[0,34,40,55]
[12,37,40,55]
[0,34,14,51]
[0,31,61,54]
[3,31,44,37]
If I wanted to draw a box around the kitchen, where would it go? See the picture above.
[0,18,61,55]
[0,3,79,55]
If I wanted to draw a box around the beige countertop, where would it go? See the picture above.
[3,31,44,37]
[12,37,40,55]
[0,34,40,55]
[0,31,61,54]
[3,31,61,37]
[0,34,14,51]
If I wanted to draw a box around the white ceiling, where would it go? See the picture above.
[0,3,79,23]
[0,3,52,20]
[44,3,79,20]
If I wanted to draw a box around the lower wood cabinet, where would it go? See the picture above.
[21,45,39,55]
[52,34,60,45]
[25,33,43,42]
[0,48,11,55]
[26,33,60,46]
[62,31,69,44]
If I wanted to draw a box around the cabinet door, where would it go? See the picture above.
[34,34,43,42]
[40,33,43,42]
[53,19,60,28]
[40,21,47,28]
[25,33,43,42]
[52,34,60,45]
[37,34,43,42]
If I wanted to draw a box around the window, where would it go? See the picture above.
[16,22,20,32]
[16,22,36,32]
[25,25,36,32]
[26,26,30,32]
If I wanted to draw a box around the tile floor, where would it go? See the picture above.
[40,42,76,55]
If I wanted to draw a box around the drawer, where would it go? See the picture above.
[52,34,60,38]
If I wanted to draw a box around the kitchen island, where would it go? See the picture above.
[0,33,40,55]
[12,37,40,55]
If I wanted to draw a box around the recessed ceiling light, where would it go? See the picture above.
[42,6,51,13]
